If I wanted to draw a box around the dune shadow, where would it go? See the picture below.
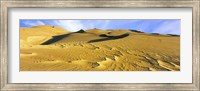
[41,33,73,45]
[150,33,160,35]
[147,33,180,37]
[167,34,180,37]
[129,29,144,33]
[88,33,129,43]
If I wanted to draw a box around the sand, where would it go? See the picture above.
[20,25,180,71]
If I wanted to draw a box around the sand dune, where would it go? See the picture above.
[20,25,68,46]
[20,26,180,71]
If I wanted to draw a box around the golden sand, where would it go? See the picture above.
[20,25,180,71]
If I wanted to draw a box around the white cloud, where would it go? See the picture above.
[23,20,45,27]
[152,21,180,35]
[100,20,110,29]
[21,20,180,35]
[53,20,86,32]
[52,20,112,32]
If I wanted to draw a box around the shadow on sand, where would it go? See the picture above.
[41,32,129,45]
[167,34,180,37]
[129,29,144,33]
[41,29,87,45]
[88,33,129,43]
[41,33,73,45]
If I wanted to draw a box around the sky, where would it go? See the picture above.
[20,19,180,35]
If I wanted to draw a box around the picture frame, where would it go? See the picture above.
[0,0,199,90]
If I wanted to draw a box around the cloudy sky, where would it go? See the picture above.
[20,19,180,35]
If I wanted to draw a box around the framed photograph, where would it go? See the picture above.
[1,0,199,90]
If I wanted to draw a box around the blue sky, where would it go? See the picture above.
[20,19,180,35]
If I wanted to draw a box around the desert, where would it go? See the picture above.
[20,25,180,71]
